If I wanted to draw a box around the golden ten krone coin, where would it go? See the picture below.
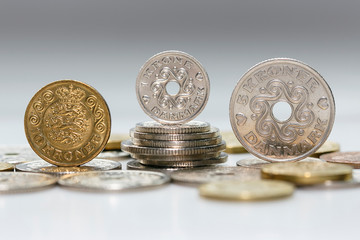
[24,80,111,166]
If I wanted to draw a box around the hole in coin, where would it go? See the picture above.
[271,101,292,122]
[165,81,181,96]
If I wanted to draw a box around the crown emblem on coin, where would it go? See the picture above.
[55,85,85,103]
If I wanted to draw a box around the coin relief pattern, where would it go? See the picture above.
[230,59,335,162]
[137,51,209,124]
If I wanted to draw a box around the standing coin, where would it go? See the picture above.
[199,180,294,201]
[310,141,340,157]
[320,152,360,168]
[221,131,247,154]
[236,157,324,169]
[0,162,14,171]
[58,170,170,191]
[24,80,111,166]
[230,58,335,162]
[0,172,58,193]
[136,51,210,124]
[261,162,352,185]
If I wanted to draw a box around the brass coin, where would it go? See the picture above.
[261,162,352,185]
[320,152,360,168]
[310,140,340,157]
[236,157,324,169]
[199,180,294,201]
[221,131,247,154]
[0,162,14,171]
[104,133,129,151]
[24,80,111,167]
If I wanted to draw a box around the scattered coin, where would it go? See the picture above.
[0,145,35,156]
[171,166,261,184]
[127,160,181,172]
[136,51,210,124]
[24,80,111,167]
[261,162,352,185]
[0,172,58,193]
[58,170,170,191]
[199,180,294,201]
[16,159,121,175]
[97,150,130,160]
[311,141,340,157]
[104,133,129,151]
[0,162,14,171]
[229,58,335,162]
[320,152,360,169]
[135,121,210,134]
[236,157,324,169]
[301,170,360,189]
[221,131,247,154]
[0,155,42,165]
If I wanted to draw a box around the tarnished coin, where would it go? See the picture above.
[230,58,335,162]
[122,140,225,156]
[16,158,121,175]
[132,136,222,148]
[24,80,111,167]
[127,160,181,172]
[105,133,129,150]
[236,157,324,169]
[131,152,221,161]
[261,162,352,185]
[311,140,340,157]
[0,172,58,193]
[135,121,210,134]
[199,180,294,201]
[320,152,360,169]
[97,151,130,160]
[130,127,220,141]
[0,162,14,171]
[139,152,228,167]
[136,51,210,124]
[171,166,260,184]
[58,170,170,191]
[221,131,247,154]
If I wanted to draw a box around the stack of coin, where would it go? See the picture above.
[122,121,227,168]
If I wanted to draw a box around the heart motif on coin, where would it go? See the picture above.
[317,97,329,110]
[236,113,247,126]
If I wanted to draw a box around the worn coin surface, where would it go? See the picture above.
[236,157,324,169]
[0,172,58,193]
[16,158,121,175]
[0,162,14,171]
[24,80,111,167]
[105,133,129,151]
[132,136,222,148]
[130,127,220,141]
[135,121,210,134]
[320,152,360,168]
[122,140,226,156]
[199,180,294,201]
[230,58,335,162]
[311,140,340,157]
[221,131,247,154]
[136,51,210,124]
[261,162,352,185]
[171,166,260,184]
[58,170,170,191]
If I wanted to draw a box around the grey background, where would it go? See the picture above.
[1,0,359,147]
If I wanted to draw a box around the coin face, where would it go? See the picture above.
[0,162,14,171]
[229,58,335,162]
[136,51,210,124]
[236,157,324,169]
[16,158,121,175]
[171,166,261,184]
[320,152,360,168]
[261,162,352,185]
[0,172,58,193]
[221,131,247,154]
[199,180,294,201]
[58,170,170,191]
[24,80,111,166]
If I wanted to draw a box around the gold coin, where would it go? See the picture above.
[221,131,247,154]
[199,180,294,201]
[24,80,111,167]
[105,133,129,151]
[310,140,340,157]
[261,162,352,185]
[0,162,14,171]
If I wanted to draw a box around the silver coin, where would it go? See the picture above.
[135,121,210,134]
[230,58,335,162]
[58,170,170,191]
[130,127,220,141]
[131,136,222,148]
[136,50,210,124]
[131,152,221,161]
[0,172,57,193]
[0,155,42,165]
[171,166,261,184]
[301,170,360,189]
[127,160,181,172]
[97,151,130,160]
[16,158,122,175]
[0,145,35,156]
[121,139,226,156]
[236,157,325,169]
[139,152,228,167]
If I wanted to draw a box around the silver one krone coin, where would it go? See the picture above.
[127,160,181,172]
[136,51,210,124]
[58,170,170,191]
[236,157,325,169]
[135,121,210,134]
[131,152,221,161]
[230,58,335,162]
[131,136,222,148]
